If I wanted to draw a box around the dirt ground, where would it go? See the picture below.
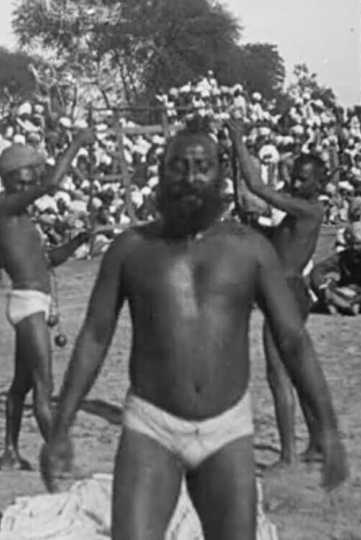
[0,226,360,539]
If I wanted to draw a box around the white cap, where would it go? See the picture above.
[259,144,280,163]
[54,190,71,205]
[141,186,152,197]
[131,189,144,208]
[59,117,72,129]
[338,181,354,192]
[13,134,26,145]
[17,102,32,116]
[148,176,159,188]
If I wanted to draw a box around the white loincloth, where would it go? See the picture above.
[0,474,278,540]
[6,290,51,326]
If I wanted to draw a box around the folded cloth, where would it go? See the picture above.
[0,475,278,540]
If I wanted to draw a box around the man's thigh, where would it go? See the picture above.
[186,435,256,540]
[112,427,183,540]
[16,313,51,380]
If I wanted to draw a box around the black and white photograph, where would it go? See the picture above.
[0,1,359,538]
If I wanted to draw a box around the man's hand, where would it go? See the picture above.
[39,435,74,493]
[225,115,244,145]
[320,430,348,491]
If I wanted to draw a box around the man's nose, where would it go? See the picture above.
[184,165,197,184]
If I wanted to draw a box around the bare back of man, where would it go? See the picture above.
[228,117,326,465]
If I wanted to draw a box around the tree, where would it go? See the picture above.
[12,1,287,108]
[229,43,286,100]
[12,0,241,104]
[0,47,39,107]
[289,63,336,107]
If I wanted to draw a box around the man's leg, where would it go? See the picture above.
[2,312,53,463]
[25,313,53,442]
[0,322,35,470]
[112,427,183,540]
[187,435,256,540]
[295,313,323,462]
[263,322,296,464]
[288,282,323,462]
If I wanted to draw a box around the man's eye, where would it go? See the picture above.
[169,161,185,173]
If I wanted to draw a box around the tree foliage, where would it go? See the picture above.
[12,0,286,105]
[289,63,336,107]
[234,43,285,100]
[0,47,39,105]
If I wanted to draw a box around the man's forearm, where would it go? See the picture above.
[48,136,86,188]
[48,236,85,267]
[280,329,338,433]
[233,136,264,195]
[52,331,108,438]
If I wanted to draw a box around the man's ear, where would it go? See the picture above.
[218,151,229,181]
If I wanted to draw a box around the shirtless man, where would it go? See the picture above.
[227,118,325,465]
[40,121,346,540]
[0,131,93,470]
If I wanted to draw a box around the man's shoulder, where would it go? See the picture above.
[109,221,161,254]
[216,220,272,254]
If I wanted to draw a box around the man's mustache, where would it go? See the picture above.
[167,185,207,199]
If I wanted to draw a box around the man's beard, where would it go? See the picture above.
[157,183,223,238]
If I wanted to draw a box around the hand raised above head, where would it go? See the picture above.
[225,113,244,144]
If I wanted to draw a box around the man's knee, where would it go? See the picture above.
[8,381,32,400]
[9,367,33,398]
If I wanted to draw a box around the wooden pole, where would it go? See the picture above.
[161,108,171,138]
[87,104,98,257]
[113,112,137,225]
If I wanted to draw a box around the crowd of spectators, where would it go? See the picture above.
[0,69,361,258]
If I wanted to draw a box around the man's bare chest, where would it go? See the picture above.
[124,238,252,304]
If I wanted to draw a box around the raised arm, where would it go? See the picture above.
[46,231,90,268]
[47,128,95,190]
[227,118,312,216]
[40,231,135,491]
[0,129,94,217]
[254,234,347,490]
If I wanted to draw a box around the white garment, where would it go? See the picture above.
[0,474,278,540]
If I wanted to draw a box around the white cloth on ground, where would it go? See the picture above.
[0,474,278,540]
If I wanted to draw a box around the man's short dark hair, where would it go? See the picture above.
[293,153,327,186]
[162,115,220,167]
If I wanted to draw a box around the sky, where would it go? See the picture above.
[0,0,360,105]
[224,0,361,106]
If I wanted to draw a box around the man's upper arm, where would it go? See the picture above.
[252,185,314,217]
[254,235,304,345]
[83,231,136,342]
